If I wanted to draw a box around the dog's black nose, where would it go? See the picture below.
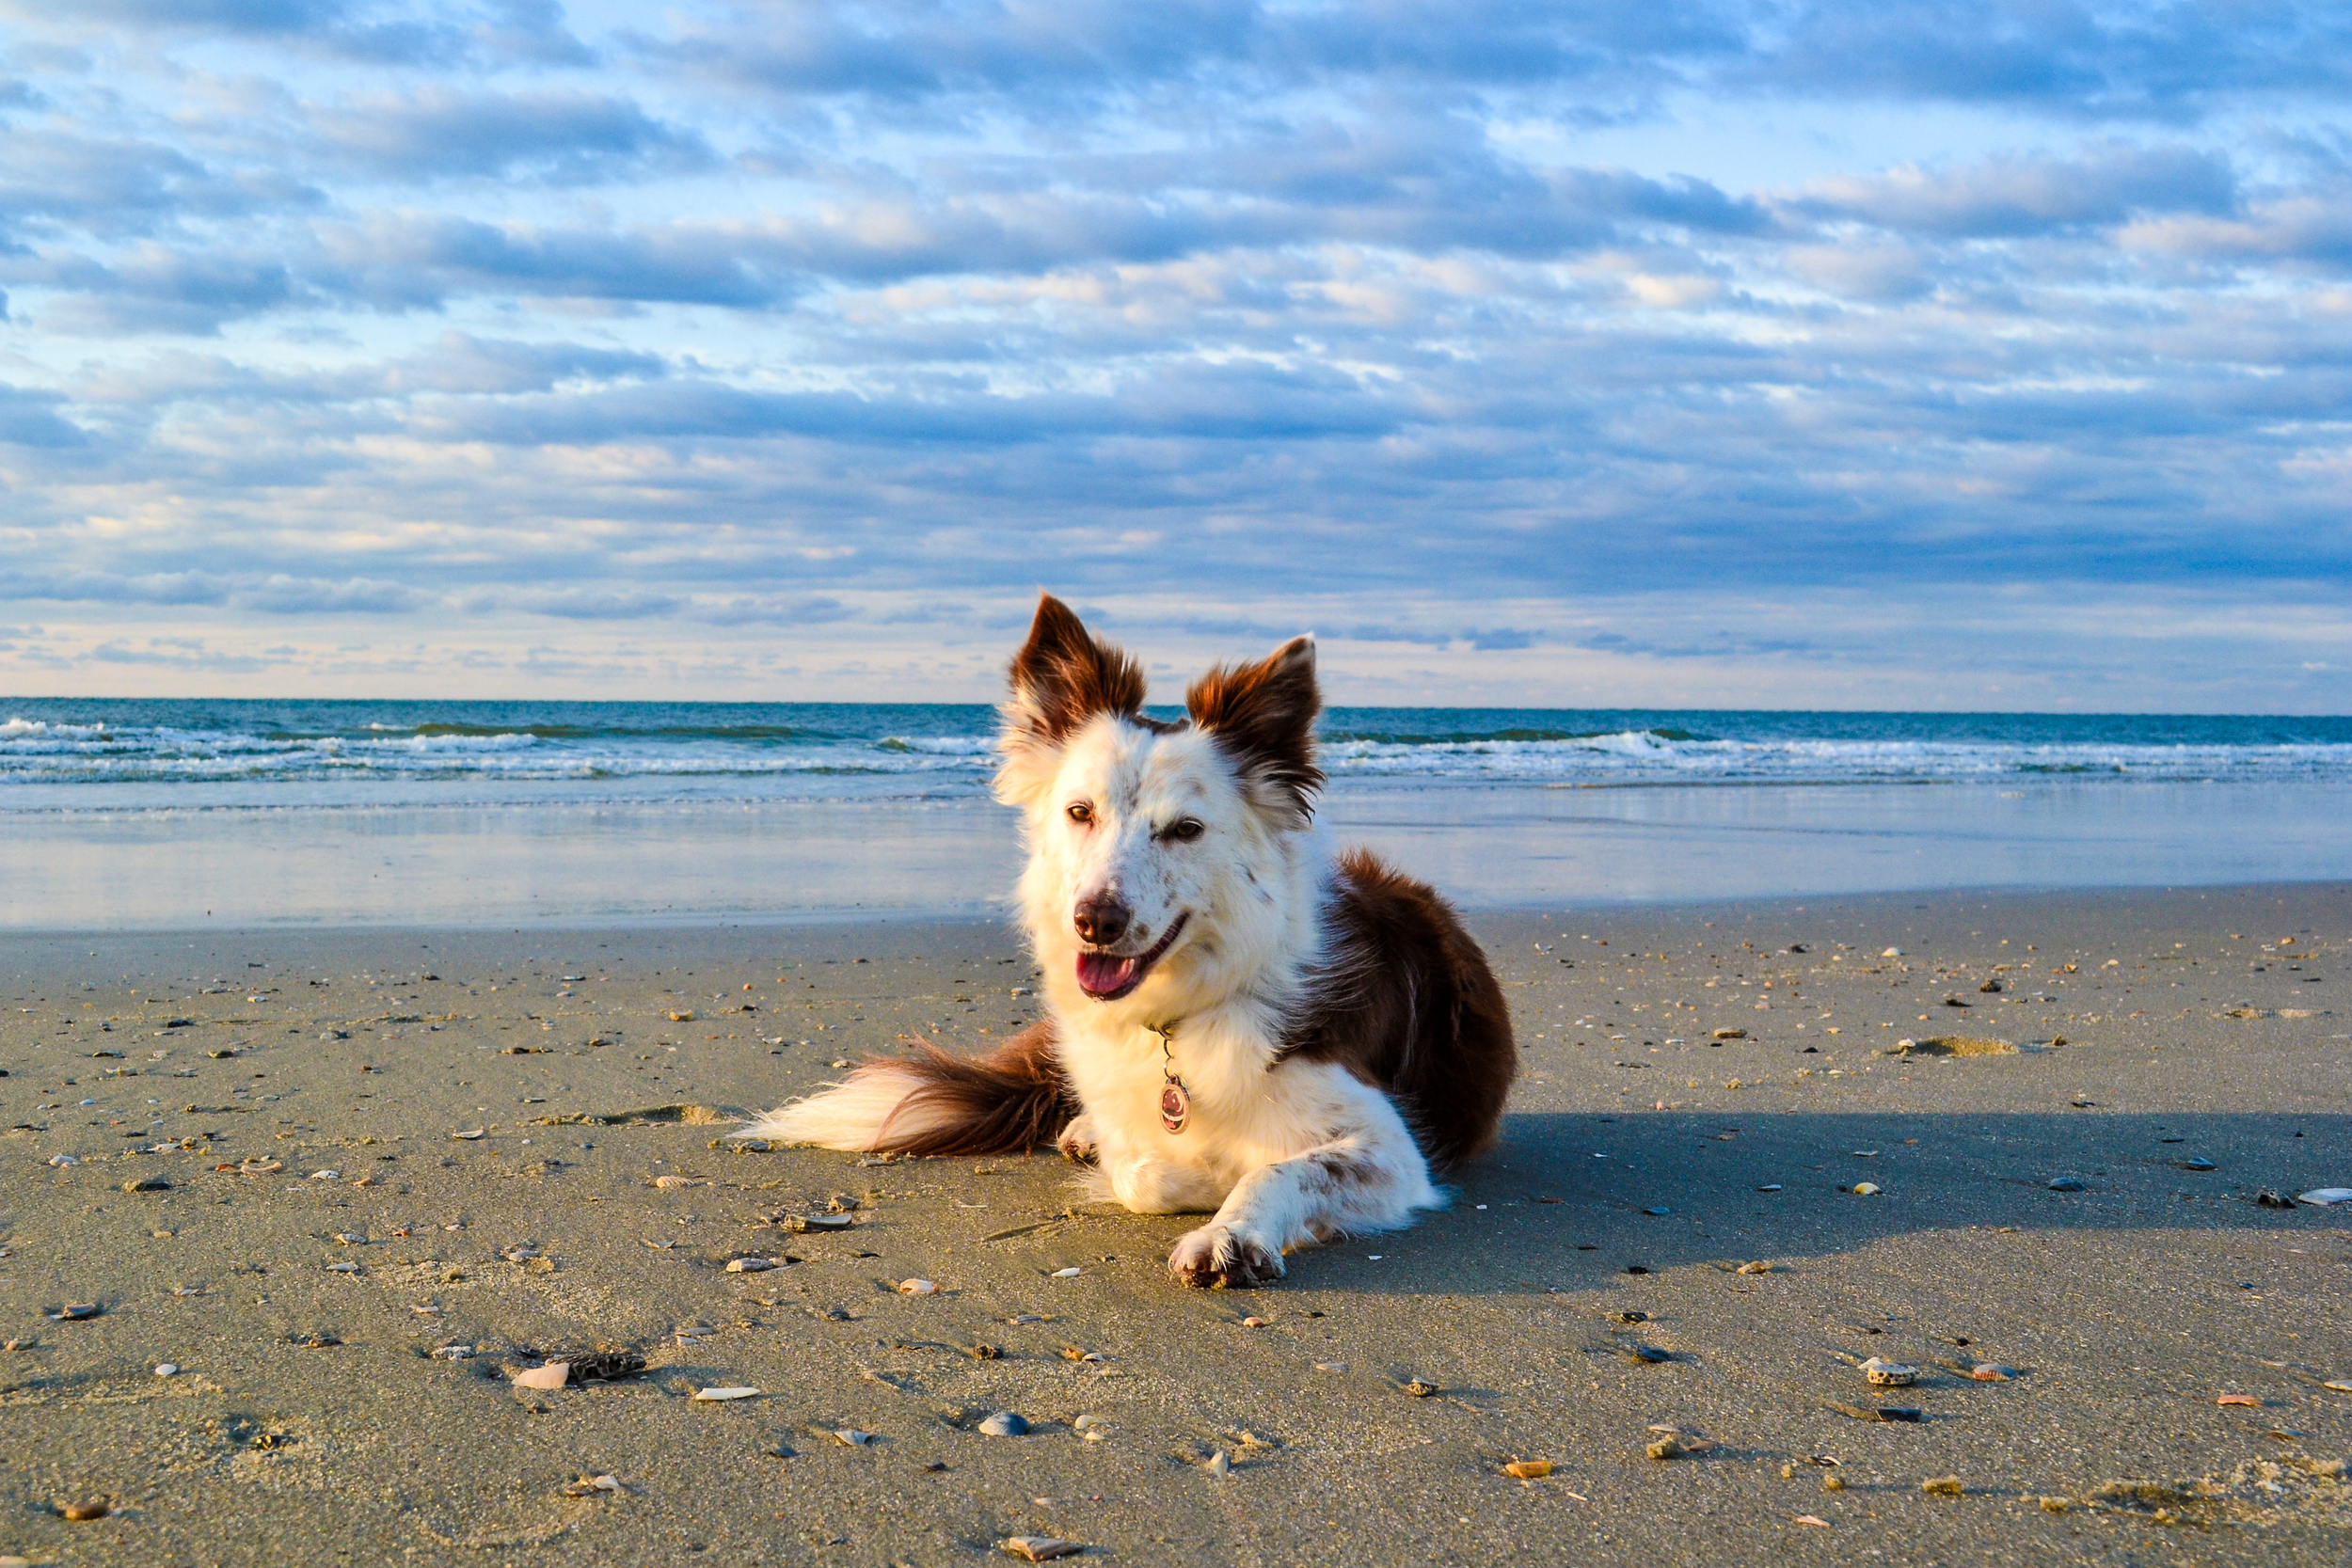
[1073,895,1131,946]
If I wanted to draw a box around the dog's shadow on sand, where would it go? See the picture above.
[1243,1108,2352,1297]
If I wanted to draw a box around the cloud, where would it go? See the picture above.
[2,0,590,68]
[1795,145,2238,238]
[306,86,713,185]
[0,382,87,445]
[0,3,2344,705]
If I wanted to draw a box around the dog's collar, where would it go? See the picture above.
[1145,1020,1190,1134]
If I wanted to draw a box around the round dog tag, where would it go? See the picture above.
[1158,1081,1189,1134]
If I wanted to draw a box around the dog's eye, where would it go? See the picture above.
[1065,801,1093,825]
[1164,817,1205,843]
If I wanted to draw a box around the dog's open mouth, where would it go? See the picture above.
[1075,913,1189,1002]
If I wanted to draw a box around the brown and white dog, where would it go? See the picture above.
[742,595,1516,1286]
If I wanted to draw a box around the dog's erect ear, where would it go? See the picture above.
[995,595,1148,801]
[1186,635,1323,820]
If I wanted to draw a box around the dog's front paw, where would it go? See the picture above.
[1168,1223,1284,1289]
[1055,1114,1099,1164]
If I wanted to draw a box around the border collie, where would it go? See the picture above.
[743,595,1515,1287]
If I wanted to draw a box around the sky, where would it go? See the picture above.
[2,1,2350,710]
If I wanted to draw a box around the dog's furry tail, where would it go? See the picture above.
[739,1021,1074,1156]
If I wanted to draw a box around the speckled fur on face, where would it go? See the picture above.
[1014,714,1304,1032]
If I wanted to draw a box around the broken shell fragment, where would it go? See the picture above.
[898,1278,938,1295]
[153,1363,178,1377]
[692,1386,761,1402]
[651,1175,702,1190]
[725,1258,779,1273]
[977,1411,1029,1436]
[831,1428,878,1445]
[49,1303,102,1322]
[2047,1176,2088,1191]
[239,1158,283,1175]
[58,1499,110,1521]
[512,1362,569,1391]
[1502,1459,1554,1480]
[1051,1266,1082,1278]
[1861,1357,1919,1386]
[561,1352,645,1382]
[1000,1539,1086,1562]
[1621,1344,1673,1364]
[784,1212,854,1231]
[1403,1378,1438,1397]
[1922,1475,1964,1496]
[1645,1434,1712,1460]
[1970,1363,2016,1382]
[1205,1449,1232,1477]
[1848,1181,1881,1196]
[1735,1260,1772,1275]
[561,1475,623,1497]
[2217,1393,2262,1407]
[2296,1188,2352,1206]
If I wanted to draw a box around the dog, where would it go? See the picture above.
[742,594,1516,1286]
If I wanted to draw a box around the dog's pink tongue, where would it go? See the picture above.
[1076,951,1138,997]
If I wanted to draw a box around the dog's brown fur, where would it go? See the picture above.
[866,1022,1074,1157]
[1185,636,1325,821]
[1279,847,1516,1169]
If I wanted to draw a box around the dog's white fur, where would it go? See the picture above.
[1005,709,1443,1280]
[747,632,1452,1284]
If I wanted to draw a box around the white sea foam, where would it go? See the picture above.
[6,707,2351,805]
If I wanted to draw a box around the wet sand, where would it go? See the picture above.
[2,883,2348,1565]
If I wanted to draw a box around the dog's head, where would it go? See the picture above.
[995,594,1324,1019]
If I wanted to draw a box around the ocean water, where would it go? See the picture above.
[3,701,2349,927]
[4,701,2351,799]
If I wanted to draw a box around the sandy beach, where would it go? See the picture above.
[3,883,2348,1565]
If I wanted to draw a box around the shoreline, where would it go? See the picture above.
[3,883,2347,1563]
[8,777,2352,930]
